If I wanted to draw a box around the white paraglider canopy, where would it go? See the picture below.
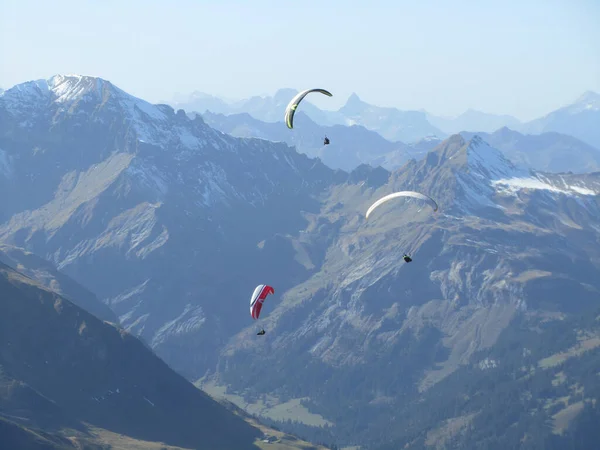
[365,191,438,220]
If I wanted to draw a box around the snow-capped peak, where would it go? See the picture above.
[48,74,105,103]
[2,75,171,133]
[342,92,364,111]
[566,90,600,114]
[465,136,598,197]
[454,135,597,211]
[465,135,517,180]
[0,79,50,105]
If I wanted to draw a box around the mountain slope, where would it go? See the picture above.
[374,303,600,450]
[210,135,600,448]
[0,260,263,449]
[201,110,412,172]
[0,74,341,380]
[521,91,600,149]
[0,244,117,323]
[3,76,600,449]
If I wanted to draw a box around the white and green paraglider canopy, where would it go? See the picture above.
[284,88,332,129]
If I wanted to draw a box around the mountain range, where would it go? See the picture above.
[200,110,414,172]
[2,75,600,449]
[201,110,600,175]
[460,127,600,174]
[520,91,600,149]
[169,88,600,150]
[171,90,446,143]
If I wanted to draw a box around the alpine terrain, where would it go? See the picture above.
[201,110,413,172]
[520,91,600,150]
[212,134,600,448]
[0,258,264,449]
[170,89,446,144]
[460,127,600,174]
[0,74,352,379]
[2,75,600,449]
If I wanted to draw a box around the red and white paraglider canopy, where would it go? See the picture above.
[250,284,275,320]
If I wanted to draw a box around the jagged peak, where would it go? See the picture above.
[343,92,363,109]
[1,74,123,107]
[574,90,600,104]
[347,163,389,188]
[7,74,171,124]
[48,74,116,104]
[464,135,517,178]
[491,126,521,138]
[421,134,516,180]
[568,90,600,113]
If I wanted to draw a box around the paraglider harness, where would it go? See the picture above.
[403,254,412,263]
[323,136,330,145]
[257,329,266,336]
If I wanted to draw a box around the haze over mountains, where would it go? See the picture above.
[168,88,600,149]
[170,88,600,175]
[2,74,600,449]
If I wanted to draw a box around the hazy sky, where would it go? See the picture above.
[1,0,599,121]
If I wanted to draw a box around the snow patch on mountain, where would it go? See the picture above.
[48,75,167,123]
[46,202,168,271]
[197,162,234,207]
[151,303,207,347]
[126,161,169,198]
[492,176,597,197]
[49,74,96,103]
[3,75,195,148]
[0,79,50,108]
[455,136,516,210]
[106,279,151,307]
[459,136,598,208]
[466,136,517,180]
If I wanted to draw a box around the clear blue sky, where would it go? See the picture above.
[1,0,599,121]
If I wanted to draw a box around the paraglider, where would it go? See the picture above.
[250,284,275,335]
[365,191,438,263]
[365,191,438,220]
[284,88,333,130]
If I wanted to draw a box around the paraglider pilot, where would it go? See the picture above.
[403,254,412,263]
[324,136,330,145]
